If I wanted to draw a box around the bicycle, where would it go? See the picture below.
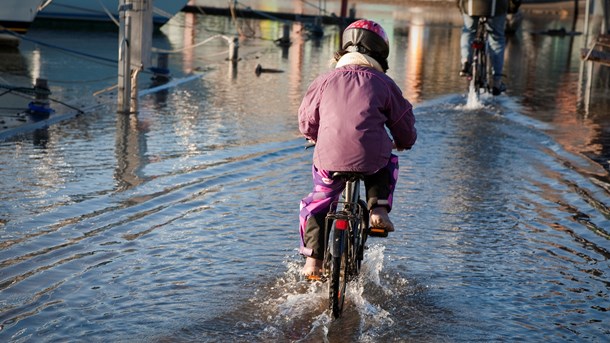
[468,16,493,98]
[322,172,390,318]
[303,142,389,318]
[318,172,369,318]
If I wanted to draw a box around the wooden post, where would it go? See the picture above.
[230,36,239,62]
[282,22,290,44]
[117,0,152,114]
[130,0,152,70]
[130,68,140,114]
[152,53,170,83]
[349,4,356,19]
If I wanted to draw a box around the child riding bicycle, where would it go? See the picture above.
[297,19,417,277]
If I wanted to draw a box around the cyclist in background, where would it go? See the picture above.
[297,19,417,277]
[458,0,521,95]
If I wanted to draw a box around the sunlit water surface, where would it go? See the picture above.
[1,2,609,342]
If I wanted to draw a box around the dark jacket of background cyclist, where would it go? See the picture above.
[457,0,509,17]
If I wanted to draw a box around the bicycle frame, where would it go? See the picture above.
[322,174,367,275]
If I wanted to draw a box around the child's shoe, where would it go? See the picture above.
[459,61,472,77]
[369,207,394,237]
[302,257,323,281]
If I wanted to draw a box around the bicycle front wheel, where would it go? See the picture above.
[470,46,487,95]
[470,57,480,97]
[329,227,348,319]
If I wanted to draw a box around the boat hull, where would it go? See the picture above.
[0,0,46,33]
[36,0,188,26]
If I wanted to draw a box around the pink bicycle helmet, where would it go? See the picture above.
[342,19,389,59]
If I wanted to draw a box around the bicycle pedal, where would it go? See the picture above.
[369,227,388,237]
[304,273,327,283]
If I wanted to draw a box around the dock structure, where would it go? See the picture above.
[579,0,610,108]
[581,34,610,66]
[181,4,356,26]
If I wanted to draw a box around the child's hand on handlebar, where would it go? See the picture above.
[305,139,316,149]
[392,141,405,152]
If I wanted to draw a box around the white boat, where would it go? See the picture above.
[36,0,188,27]
[0,0,47,34]
[0,0,48,46]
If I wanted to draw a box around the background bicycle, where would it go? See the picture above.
[468,16,493,98]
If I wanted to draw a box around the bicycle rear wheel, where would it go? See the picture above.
[329,225,348,318]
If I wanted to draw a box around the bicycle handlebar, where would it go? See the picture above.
[304,139,316,150]
[305,139,408,151]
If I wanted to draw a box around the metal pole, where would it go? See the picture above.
[340,0,347,19]
[585,61,593,109]
[339,0,348,46]
[572,0,579,33]
[602,0,610,34]
[230,36,239,62]
[584,0,592,48]
[578,0,593,113]
[118,0,132,114]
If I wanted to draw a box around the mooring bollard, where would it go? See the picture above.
[255,64,284,76]
[28,78,53,117]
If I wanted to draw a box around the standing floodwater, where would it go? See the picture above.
[1,1,609,342]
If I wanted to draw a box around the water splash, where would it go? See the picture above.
[236,247,399,341]
[465,84,484,109]
[359,244,387,287]
[193,238,457,342]
[348,244,395,341]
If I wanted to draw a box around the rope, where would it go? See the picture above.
[0,28,164,81]
[152,34,233,54]
[0,84,40,96]
[47,97,85,113]
[0,29,118,66]
[230,2,257,38]
[0,84,84,114]
[43,75,117,85]
[97,0,120,26]
[300,0,330,15]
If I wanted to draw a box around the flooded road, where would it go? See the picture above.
[1,1,609,342]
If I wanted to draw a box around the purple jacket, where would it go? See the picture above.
[298,64,417,174]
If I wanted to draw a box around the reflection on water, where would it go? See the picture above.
[115,113,148,191]
[1,2,609,342]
